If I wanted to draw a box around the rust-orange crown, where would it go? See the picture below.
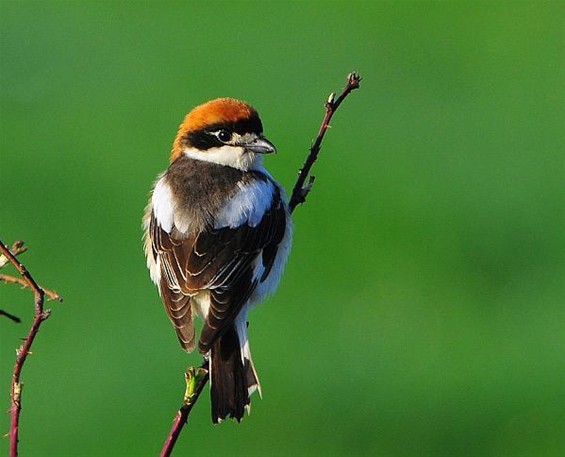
[171,98,258,161]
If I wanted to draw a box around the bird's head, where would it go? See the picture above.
[170,98,276,170]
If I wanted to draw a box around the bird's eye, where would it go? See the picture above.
[217,130,232,143]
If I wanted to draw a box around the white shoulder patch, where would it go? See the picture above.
[152,177,175,233]
[214,178,275,229]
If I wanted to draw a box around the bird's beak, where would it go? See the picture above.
[243,135,277,154]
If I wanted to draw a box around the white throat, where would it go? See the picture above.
[182,146,264,171]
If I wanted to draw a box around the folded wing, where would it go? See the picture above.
[150,186,286,354]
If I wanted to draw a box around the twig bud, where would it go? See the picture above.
[347,72,362,88]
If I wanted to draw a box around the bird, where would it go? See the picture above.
[143,97,293,423]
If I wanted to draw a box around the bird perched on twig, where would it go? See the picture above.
[143,98,293,423]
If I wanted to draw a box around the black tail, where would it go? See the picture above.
[210,325,258,423]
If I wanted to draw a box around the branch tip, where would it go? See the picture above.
[347,71,362,88]
[0,309,21,323]
[288,72,361,213]
[161,359,209,457]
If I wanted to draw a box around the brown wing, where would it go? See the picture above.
[150,215,197,351]
[151,186,287,354]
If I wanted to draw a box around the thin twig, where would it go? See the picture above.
[158,72,361,456]
[0,309,21,323]
[160,361,209,457]
[0,273,63,302]
[288,72,361,213]
[0,239,53,457]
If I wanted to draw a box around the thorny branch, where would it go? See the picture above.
[159,72,361,456]
[0,239,61,457]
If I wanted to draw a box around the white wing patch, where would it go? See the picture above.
[152,177,175,233]
[214,179,275,229]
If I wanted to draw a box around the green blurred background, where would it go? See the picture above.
[1,1,564,456]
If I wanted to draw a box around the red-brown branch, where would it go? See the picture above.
[0,240,53,457]
[288,72,361,213]
[160,361,209,457]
